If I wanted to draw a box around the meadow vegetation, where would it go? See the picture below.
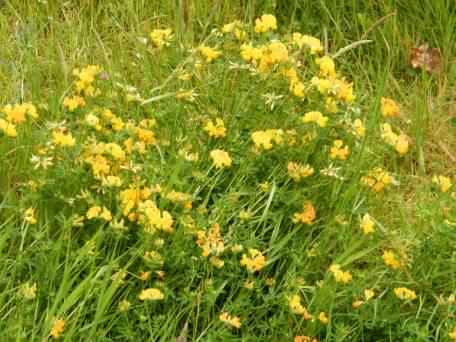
[0,1,455,341]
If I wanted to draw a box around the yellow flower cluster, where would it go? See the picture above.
[292,202,316,225]
[289,294,312,320]
[196,223,225,257]
[73,64,102,96]
[198,45,222,63]
[292,33,323,54]
[330,139,350,160]
[394,287,417,301]
[302,111,328,128]
[53,130,76,147]
[63,95,86,111]
[361,167,393,192]
[287,162,314,181]
[381,123,409,155]
[222,20,246,40]
[432,175,452,193]
[360,213,375,235]
[240,249,266,272]
[150,28,173,48]
[138,200,174,234]
[241,41,288,72]
[86,205,112,221]
[382,250,401,269]
[138,288,164,301]
[219,312,241,329]
[381,97,400,117]
[210,149,232,169]
[254,14,277,33]
[203,118,226,138]
[0,102,38,137]
[251,129,284,150]
[24,208,37,224]
[50,318,65,339]
[329,264,352,284]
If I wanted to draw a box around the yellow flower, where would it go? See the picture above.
[118,299,131,312]
[240,248,266,272]
[364,289,375,301]
[381,123,409,155]
[53,130,76,147]
[302,111,328,128]
[210,149,232,169]
[2,103,37,124]
[210,256,225,268]
[138,288,164,301]
[360,213,375,235]
[86,206,102,219]
[138,271,151,281]
[203,118,226,138]
[222,20,241,33]
[196,223,225,257]
[383,250,401,269]
[138,200,174,233]
[290,81,305,98]
[449,326,456,341]
[292,33,323,54]
[50,318,65,339]
[293,202,316,225]
[102,175,122,187]
[0,118,17,137]
[381,97,400,117]
[329,264,352,284]
[18,282,37,300]
[254,14,277,33]
[288,295,311,319]
[258,42,289,71]
[198,45,222,63]
[240,43,263,62]
[311,77,331,94]
[353,119,365,138]
[318,312,329,324]
[432,175,452,193]
[330,139,350,160]
[394,287,416,301]
[287,162,314,181]
[361,167,393,192]
[251,129,283,150]
[316,56,336,78]
[219,312,241,329]
[325,97,338,113]
[63,95,86,111]
[99,207,112,221]
[150,28,173,48]
[24,208,37,224]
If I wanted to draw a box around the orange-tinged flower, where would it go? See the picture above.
[381,97,400,117]
[293,202,316,225]
[240,248,266,272]
[50,318,65,339]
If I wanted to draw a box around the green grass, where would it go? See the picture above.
[0,1,455,341]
